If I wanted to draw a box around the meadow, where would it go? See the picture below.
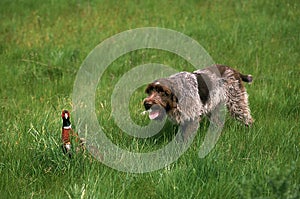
[0,0,299,198]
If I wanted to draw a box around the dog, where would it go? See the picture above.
[143,65,253,140]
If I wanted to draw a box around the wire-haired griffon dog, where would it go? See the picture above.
[143,65,253,141]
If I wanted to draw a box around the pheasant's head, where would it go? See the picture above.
[62,110,71,128]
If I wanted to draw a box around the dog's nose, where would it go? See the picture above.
[144,101,152,110]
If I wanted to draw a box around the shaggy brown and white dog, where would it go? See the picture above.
[143,65,253,140]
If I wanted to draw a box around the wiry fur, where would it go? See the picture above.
[143,65,254,129]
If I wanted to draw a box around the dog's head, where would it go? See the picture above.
[143,81,178,120]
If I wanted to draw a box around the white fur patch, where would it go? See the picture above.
[65,143,71,150]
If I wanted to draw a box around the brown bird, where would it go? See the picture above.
[61,110,86,157]
[61,110,74,157]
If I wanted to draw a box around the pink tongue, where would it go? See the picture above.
[149,110,160,120]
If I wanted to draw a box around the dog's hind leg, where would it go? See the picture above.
[226,83,253,126]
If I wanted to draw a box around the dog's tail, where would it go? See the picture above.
[240,73,253,83]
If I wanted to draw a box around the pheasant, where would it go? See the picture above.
[61,110,85,157]
[61,110,75,157]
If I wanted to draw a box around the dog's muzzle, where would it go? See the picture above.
[143,100,166,120]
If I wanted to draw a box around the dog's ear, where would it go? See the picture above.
[160,84,172,95]
[160,84,178,107]
[172,94,178,103]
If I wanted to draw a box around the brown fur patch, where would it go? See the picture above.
[144,82,177,112]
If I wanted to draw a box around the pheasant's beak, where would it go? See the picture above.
[64,113,69,119]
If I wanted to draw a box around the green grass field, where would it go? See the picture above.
[0,0,299,198]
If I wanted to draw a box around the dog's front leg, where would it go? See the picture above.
[178,119,199,142]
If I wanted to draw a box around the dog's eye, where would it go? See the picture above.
[162,92,169,97]
[154,88,162,93]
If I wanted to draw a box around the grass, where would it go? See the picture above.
[0,0,299,198]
